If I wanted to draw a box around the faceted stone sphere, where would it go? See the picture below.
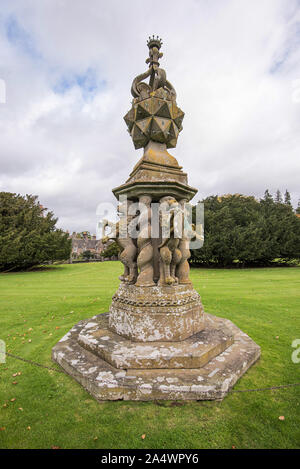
[108,284,205,342]
[52,313,261,401]
[124,88,185,149]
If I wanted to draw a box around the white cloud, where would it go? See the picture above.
[0,0,299,233]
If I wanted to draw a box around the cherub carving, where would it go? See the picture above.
[176,200,204,284]
[158,196,182,286]
[102,200,137,284]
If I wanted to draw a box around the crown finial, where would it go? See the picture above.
[130,36,178,103]
[147,35,163,50]
[125,37,183,150]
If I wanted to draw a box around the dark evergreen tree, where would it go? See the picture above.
[190,191,300,266]
[0,192,71,271]
[101,241,120,258]
[296,200,300,215]
[83,250,93,259]
[284,190,292,206]
[275,189,283,204]
[191,195,266,266]
[263,189,273,203]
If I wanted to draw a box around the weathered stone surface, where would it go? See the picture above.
[113,179,197,204]
[102,200,138,284]
[109,283,205,342]
[124,90,184,149]
[126,37,182,149]
[52,313,261,401]
[112,142,198,202]
[77,313,234,369]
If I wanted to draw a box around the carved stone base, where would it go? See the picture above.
[109,283,205,342]
[78,313,234,369]
[52,313,260,401]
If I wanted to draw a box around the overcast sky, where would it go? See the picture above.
[0,0,299,234]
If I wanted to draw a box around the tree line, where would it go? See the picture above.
[0,192,71,271]
[1,190,299,271]
[191,190,300,267]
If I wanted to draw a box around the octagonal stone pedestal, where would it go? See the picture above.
[78,313,233,369]
[52,313,260,401]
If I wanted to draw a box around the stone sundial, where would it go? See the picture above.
[52,37,260,400]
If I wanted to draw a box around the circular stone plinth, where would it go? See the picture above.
[109,283,205,342]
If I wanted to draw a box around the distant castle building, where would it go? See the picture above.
[69,231,104,258]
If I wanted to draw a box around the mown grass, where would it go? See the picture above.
[0,262,299,449]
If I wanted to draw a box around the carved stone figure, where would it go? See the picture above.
[131,35,176,100]
[158,196,182,285]
[135,195,155,286]
[176,199,192,284]
[102,201,137,284]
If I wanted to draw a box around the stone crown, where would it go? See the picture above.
[147,35,163,50]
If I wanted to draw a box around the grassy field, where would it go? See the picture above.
[0,262,299,449]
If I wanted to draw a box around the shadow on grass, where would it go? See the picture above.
[0,264,65,274]
[190,261,300,269]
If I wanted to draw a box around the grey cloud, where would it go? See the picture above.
[0,0,299,233]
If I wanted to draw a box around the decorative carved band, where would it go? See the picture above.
[111,291,201,308]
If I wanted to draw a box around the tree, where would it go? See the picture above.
[79,231,91,238]
[263,189,273,203]
[275,189,283,204]
[0,192,71,271]
[296,200,300,215]
[101,241,120,258]
[191,195,266,266]
[284,190,292,206]
[83,250,93,259]
[190,191,300,266]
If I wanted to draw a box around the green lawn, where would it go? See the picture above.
[0,262,300,449]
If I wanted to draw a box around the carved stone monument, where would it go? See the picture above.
[52,37,260,400]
